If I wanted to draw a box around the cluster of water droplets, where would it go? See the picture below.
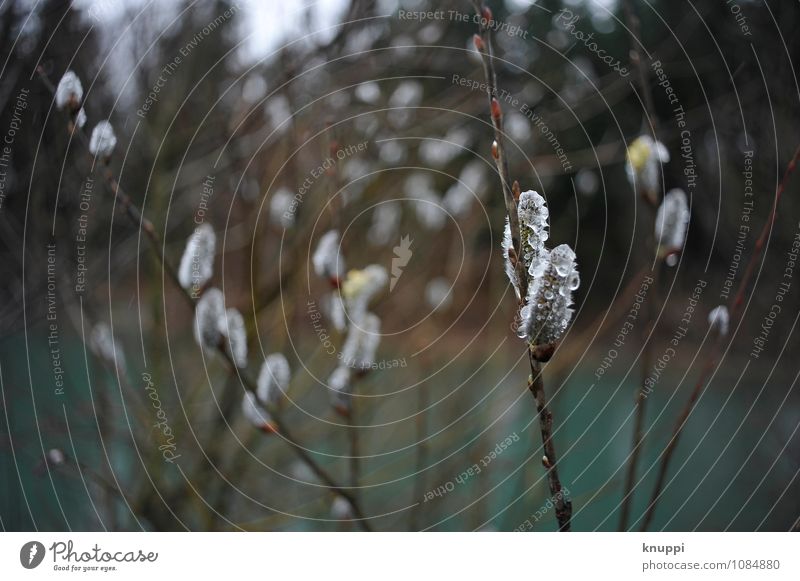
[518,244,580,345]
[503,190,580,346]
[503,190,550,299]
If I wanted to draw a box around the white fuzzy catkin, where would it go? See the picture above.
[368,204,401,246]
[89,120,117,158]
[341,312,381,370]
[47,448,66,465]
[178,223,216,292]
[655,188,690,256]
[443,182,473,217]
[330,496,354,519]
[625,134,670,194]
[413,188,447,230]
[355,81,381,104]
[708,305,730,337]
[313,230,346,281]
[518,244,580,345]
[425,277,453,311]
[328,366,352,413]
[220,308,248,368]
[75,108,87,129]
[322,292,347,332]
[257,353,291,406]
[269,188,295,228]
[442,159,485,217]
[341,265,388,322]
[90,321,126,371]
[193,288,226,351]
[459,159,486,194]
[55,71,83,110]
[241,392,273,431]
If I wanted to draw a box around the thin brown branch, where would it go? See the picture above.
[470,0,572,531]
[618,0,664,530]
[38,67,372,532]
[409,379,429,531]
[618,265,658,530]
[470,1,526,297]
[622,0,660,137]
[640,144,800,530]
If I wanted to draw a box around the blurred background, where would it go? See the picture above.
[1,0,799,531]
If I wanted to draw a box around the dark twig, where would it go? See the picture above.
[528,354,572,531]
[622,0,660,137]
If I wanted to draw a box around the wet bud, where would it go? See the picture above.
[88,120,117,159]
[518,244,580,346]
[257,353,291,406]
[708,305,730,337]
[329,366,353,417]
[655,188,690,259]
[512,180,521,201]
[490,97,502,121]
[473,34,485,52]
[55,71,83,111]
[625,134,670,198]
[194,288,225,351]
[313,230,346,284]
[241,392,277,434]
[220,308,248,368]
[178,223,216,293]
[48,448,66,466]
[491,140,499,160]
